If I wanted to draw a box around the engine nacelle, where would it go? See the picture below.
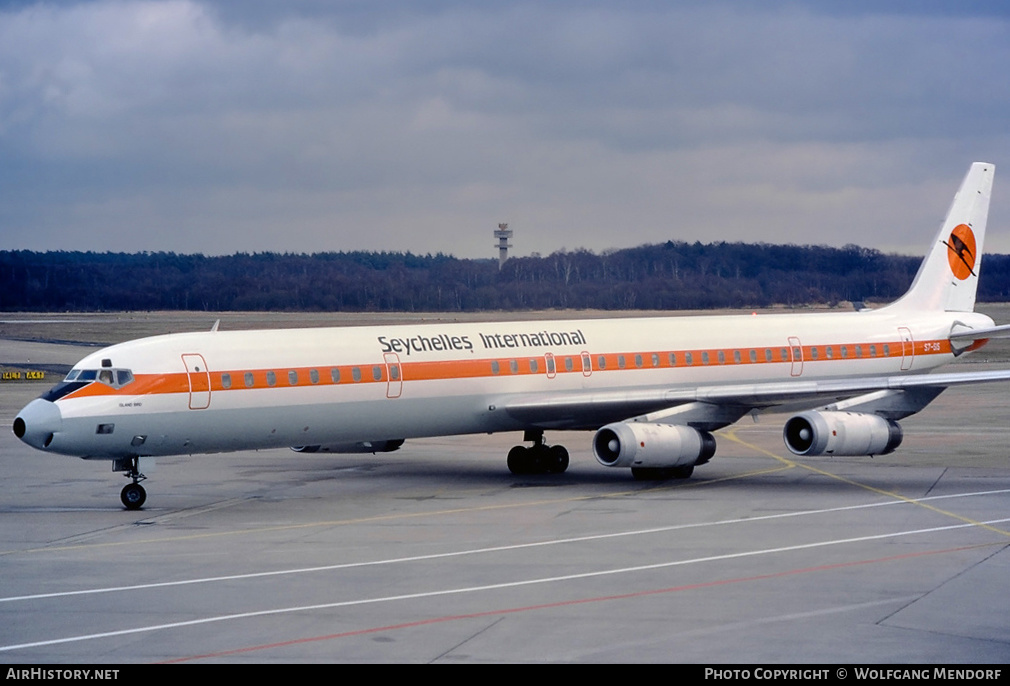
[593,422,716,468]
[291,439,405,454]
[783,411,902,456]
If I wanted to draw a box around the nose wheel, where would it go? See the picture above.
[118,456,148,510]
[121,482,147,510]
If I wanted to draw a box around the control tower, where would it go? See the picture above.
[494,222,513,269]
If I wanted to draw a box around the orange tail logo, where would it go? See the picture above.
[944,224,977,280]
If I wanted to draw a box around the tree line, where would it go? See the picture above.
[5,241,1010,312]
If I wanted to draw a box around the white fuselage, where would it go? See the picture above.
[29,306,992,461]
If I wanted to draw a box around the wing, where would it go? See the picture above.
[503,368,1010,430]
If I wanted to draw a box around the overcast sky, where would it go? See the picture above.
[2,0,1009,259]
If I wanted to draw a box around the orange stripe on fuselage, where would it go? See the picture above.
[56,337,959,402]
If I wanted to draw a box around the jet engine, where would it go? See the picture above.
[291,439,405,454]
[783,411,902,456]
[593,422,716,468]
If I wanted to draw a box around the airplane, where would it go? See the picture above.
[13,162,1010,511]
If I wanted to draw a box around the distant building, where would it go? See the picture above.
[494,223,513,269]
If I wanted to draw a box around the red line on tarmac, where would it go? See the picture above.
[160,542,994,663]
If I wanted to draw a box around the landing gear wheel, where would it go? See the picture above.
[507,435,570,476]
[117,455,150,510]
[632,467,661,481]
[547,445,569,474]
[671,464,694,479]
[508,446,531,475]
[121,483,147,510]
[631,464,695,481]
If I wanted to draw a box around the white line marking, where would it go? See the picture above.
[3,516,1009,653]
[3,488,1007,604]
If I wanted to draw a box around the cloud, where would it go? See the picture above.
[1,1,1008,258]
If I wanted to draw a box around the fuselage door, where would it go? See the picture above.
[899,327,914,371]
[788,336,803,377]
[384,352,402,398]
[545,353,557,379]
[182,353,211,410]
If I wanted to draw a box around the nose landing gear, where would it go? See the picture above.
[115,456,148,510]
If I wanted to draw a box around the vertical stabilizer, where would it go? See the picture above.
[889,162,994,313]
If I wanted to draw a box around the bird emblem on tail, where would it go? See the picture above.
[944,223,977,280]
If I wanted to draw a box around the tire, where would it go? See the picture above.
[121,483,147,510]
[631,465,694,481]
[547,445,569,473]
[507,446,529,475]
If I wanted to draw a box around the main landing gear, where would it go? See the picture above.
[117,456,148,510]
[507,430,569,475]
[630,465,694,481]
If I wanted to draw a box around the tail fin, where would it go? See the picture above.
[889,162,995,313]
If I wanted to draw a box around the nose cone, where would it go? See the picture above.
[13,398,62,450]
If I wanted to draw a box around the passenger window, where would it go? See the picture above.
[669,353,677,366]
[702,352,710,365]
[634,354,643,368]
[565,357,574,372]
[310,369,320,384]
[717,351,725,364]
[331,368,341,383]
[597,356,607,369]
[245,372,254,388]
[372,366,382,381]
[266,371,277,386]
[618,355,626,369]
[685,352,693,366]
[491,360,500,375]
[288,370,298,385]
[530,359,539,373]
[352,367,362,382]
[510,359,519,374]
[221,373,232,389]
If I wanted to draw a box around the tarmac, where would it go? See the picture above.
[1,326,1008,664]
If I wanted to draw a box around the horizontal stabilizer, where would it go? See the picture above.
[949,323,1010,340]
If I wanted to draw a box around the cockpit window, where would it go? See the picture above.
[63,368,134,389]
